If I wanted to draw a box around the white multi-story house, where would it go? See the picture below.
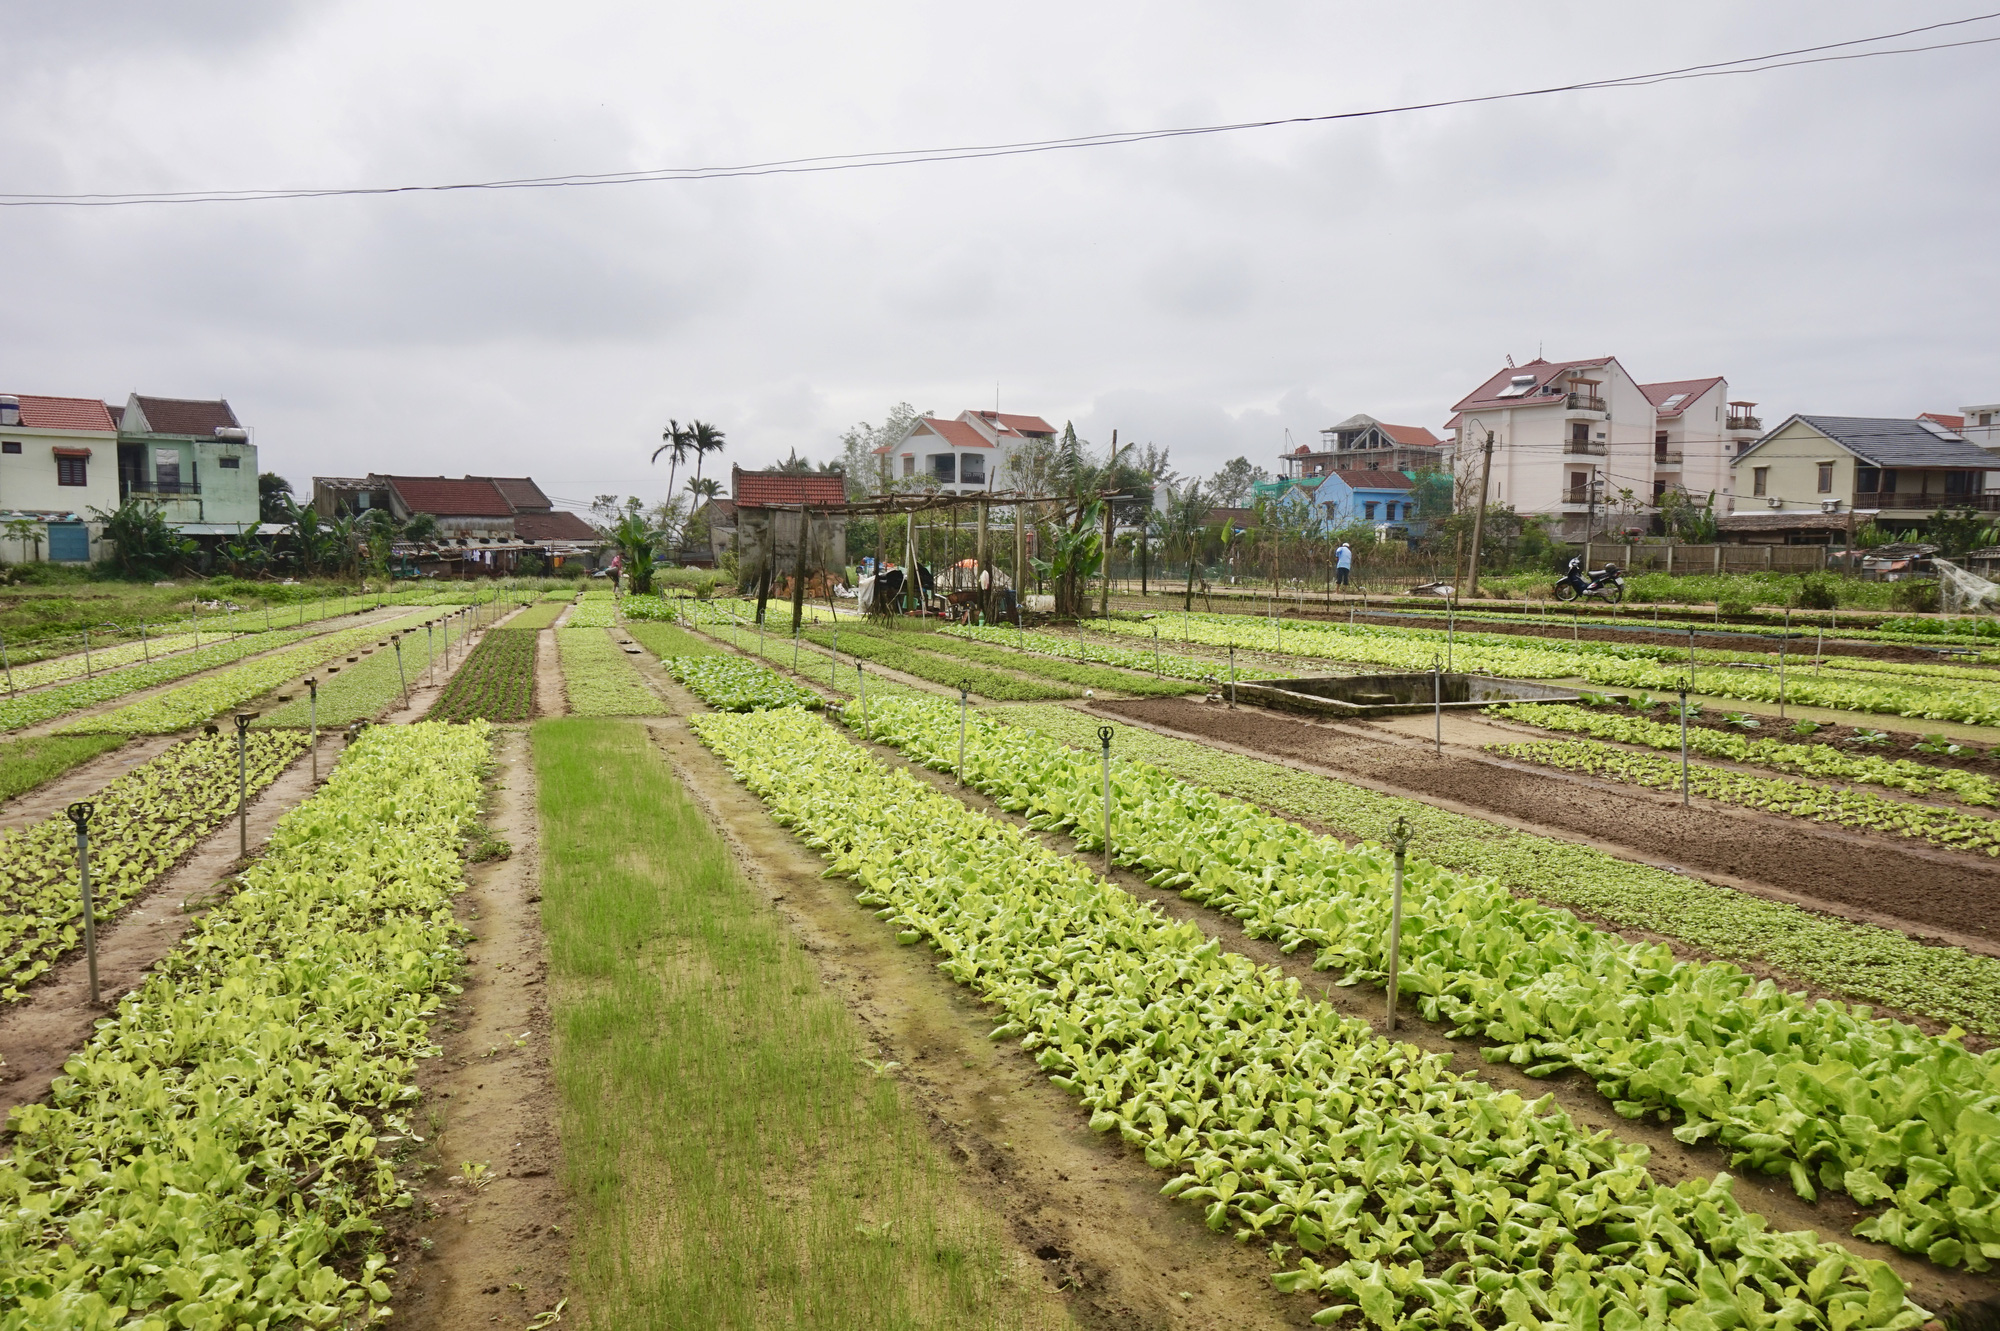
[875,410,1058,495]
[1445,356,1763,538]
[0,393,121,563]
[1925,405,2000,479]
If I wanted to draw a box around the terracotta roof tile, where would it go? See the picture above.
[514,511,599,541]
[1377,423,1443,448]
[385,476,516,517]
[483,476,553,511]
[10,394,116,432]
[731,468,849,507]
[1922,412,1968,431]
[1325,469,1416,491]
[915,417,994,449]
[131,395,240,435]
[1639,378,1724,418]
[972,410,1056,436]
[1451,357,1616,413]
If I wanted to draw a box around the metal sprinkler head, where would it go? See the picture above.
[65,801,94,831]
[1098,724,1113,751]
[234,712,258,732]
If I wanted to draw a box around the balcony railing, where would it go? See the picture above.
[1565,393,1607,413]
[1562,440,1606,455]
[130,480,201,496]
[1859,491,2000,511]
[1563,487,1594,506]
[1727,415,1762,432]
[1653,450,1683,465]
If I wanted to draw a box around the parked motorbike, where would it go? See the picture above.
[1553,557,1625,604]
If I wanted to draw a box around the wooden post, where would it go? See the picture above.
[1665,543,1674,576]
[1713,545,1722,574]
[789,509,812,635]
[976,499,990,624]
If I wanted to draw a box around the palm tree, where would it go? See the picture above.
[685,476,722,503]
[652,420,693,508]
[1160,481,1211,611]
[685,420,727,492]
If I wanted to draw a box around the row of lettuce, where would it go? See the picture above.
[689,702,1939,1327]
[843,695,2000,1276]
[0,722,491,1329]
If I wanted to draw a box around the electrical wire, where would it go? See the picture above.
[3,12,1995,208]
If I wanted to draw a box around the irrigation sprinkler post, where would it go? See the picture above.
[138,616,149,662]
[66,803,99,1005]
[1688,626,1696,695]
[792,628,800,673]
[1778,609,1789,721]
[1153,626,1161,675]
[1227,644,1236,708]
[1099,725,1115,877]
[392,635,409,708]
[306,679,319,783]
[1433,653,1443,757]
[0,632,12,696]
[1678,683,1691,808]
[1386,816,1409,1031]
[425,621,436,687]
[1446,598,1455,672]
[857,664,869,739]
[957,687,969,786]
[1815,625,1823,674]
[831,621,840,687]
[82,624,92,677]
[234,713,256,859]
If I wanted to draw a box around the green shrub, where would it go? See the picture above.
[1791,572,1840,610]
[1716,589,1754,617]
[1891,580,1941,613]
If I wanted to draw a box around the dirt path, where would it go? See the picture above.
[533,630,565,717]
[390,726,569,1331]
[0,730,348,1115]
[840,714,2000,1315]
[647,697,1311,1331]
[1094,697,2000,954]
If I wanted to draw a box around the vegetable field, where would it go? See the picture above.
[0,731,310,998]
[556,627,665,715]
[689,705,1938,1327]
[0,722,488,1327]
[426,626,538,722]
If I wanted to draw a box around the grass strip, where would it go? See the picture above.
[0,731,309,999]
[425,627,538,722]
[563,596,619,628]
[508,599,570,630]
[625,621,723,658]
[692,706,1932,1327]
[0,722,488,1327]
[1490,703,2000,807]
[557,628,666,716]
[61,611,443,736]
[0,733,126,804]
[830,625,1203,697]
[1495,737,2000,856]
[533,718,1061,1331]
[1001,705,2000,1041]
[861,697,2000,1273]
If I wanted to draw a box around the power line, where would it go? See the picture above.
[4,13,1995,209]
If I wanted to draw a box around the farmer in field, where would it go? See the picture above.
[1335,540,1352,589]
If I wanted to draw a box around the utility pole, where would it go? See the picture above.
[1465,424,1495,595]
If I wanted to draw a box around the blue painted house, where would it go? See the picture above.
[1313,469,1426,536]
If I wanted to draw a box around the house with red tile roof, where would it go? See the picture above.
[874,410,1057,494]
[308,471,599,550]
[0,393,121,562]
[112,394,259,534]
[1283,414,1445,481]
[729,465,849,591]
[1445,357,1764,539]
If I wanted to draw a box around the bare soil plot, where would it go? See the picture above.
[1095,697,2000,955]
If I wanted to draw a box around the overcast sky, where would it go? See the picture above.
[5,1,1997,509]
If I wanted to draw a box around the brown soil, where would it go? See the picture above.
[647,698,1312,1330]
[1093,698,2000,953]
[388,726,570,1330]
[533,629,565,717]
[853,721,2000,1315]
[0,731,348,1115]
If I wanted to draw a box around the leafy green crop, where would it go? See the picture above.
[557,628,666,716]
[853,695,2000,1273]
[564,594,619,629]
[941,622,1294,684]
[1490,703,2000,807]
[1089,611,2000,725]
[257,612,464,728]
[426,627,538,722]
[1,628,318,732]
[507,599,570,630]
[813,623,1202,697]
[690,706,1932,1327]
[667,655,821,711]
[0,722,488,1328]
[0,730,310,999]
[1497,737,2000,855]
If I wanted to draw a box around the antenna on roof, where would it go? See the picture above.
[1538,339,1543,360]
